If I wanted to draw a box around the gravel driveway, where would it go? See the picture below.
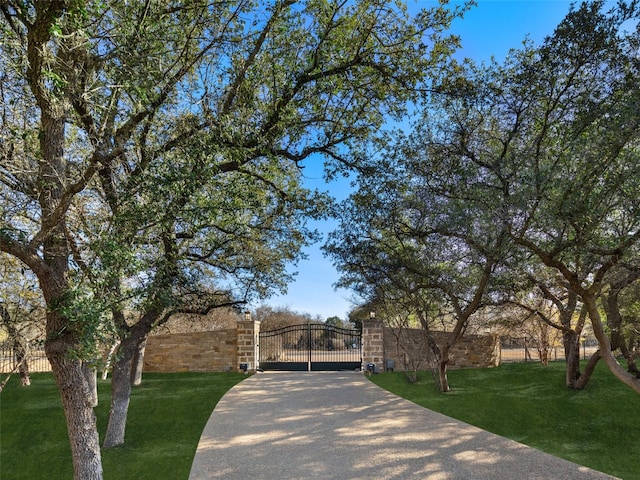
[189,371,618,480]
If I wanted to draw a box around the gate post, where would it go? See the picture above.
[237,313,260,372]
[362,314,384,372]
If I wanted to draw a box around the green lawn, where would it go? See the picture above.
[3,364,638,479]
[370,361,640,480]
[0,372,246,480]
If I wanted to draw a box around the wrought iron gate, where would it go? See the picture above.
[259,323,362,371]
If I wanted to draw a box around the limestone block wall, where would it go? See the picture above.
[144,329,237,373]
[236,320,260,371]
[143,320,499,374]
[382,327,500,371]
[362,318,384,368]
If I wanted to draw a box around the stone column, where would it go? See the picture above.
[237,318,260,372]
[362,317,384,372]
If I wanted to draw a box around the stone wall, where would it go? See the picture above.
[362,318,385,368]
[382,327,500,371]
[144,329,238,373]
[236,319,260,371]
[143,320,499,373]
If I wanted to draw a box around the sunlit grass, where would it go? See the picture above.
[370,361,640,480]
[4,363,638,479]
[1,372,246,480]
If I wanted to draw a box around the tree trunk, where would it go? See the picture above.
[422,330,450,392]
[103,336,137,448]
[38,229,104,479]
[573,350,601,390]
[39,259,104,479]
[1,305,31,386]
[17,356,31,386]
[603,289,639,376]
[131,337,147,386]
[564,330,582,389]
[82,362,98,408]
[105,307,162,447]
[21,12,105,475]
[561,300,588,389]
[583,293,640,393]
[46,339,103,480]
[537,344,549,365]
[436,358,450,392]
[102,340,120,380]
[13,334,31,386]
[436,343,451,393]
[624,337,639,377]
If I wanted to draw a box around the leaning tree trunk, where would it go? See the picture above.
[103,335,138,448]
[603,289,640,376]
[130,336,148,386]
[583,293,640,394]
[82,362,98,407]
[104,309,159,448]
[573,350,601,390]
[102,340,120,380]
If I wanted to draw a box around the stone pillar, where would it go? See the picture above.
[362,317,384,371]
[237,319,260,372]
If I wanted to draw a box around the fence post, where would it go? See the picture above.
[362,314,384,372]
[237,313,260,372]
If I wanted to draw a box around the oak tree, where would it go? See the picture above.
[414,1,640,392]
[0,1,462,476]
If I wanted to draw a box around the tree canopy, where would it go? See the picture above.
[0,1,463,477]
[326,0,640,393]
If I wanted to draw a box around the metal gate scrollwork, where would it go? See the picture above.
[258,323,362,371]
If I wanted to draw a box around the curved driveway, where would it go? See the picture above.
[189,371,618,480]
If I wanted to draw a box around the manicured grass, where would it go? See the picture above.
[370,361,640,480]
[0,372,246,480]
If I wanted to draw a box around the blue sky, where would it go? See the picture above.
[264,0,578,320]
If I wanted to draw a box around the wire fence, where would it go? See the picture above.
[0,338,602,374]
[500,337,599,363]
[0,343,51,374]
